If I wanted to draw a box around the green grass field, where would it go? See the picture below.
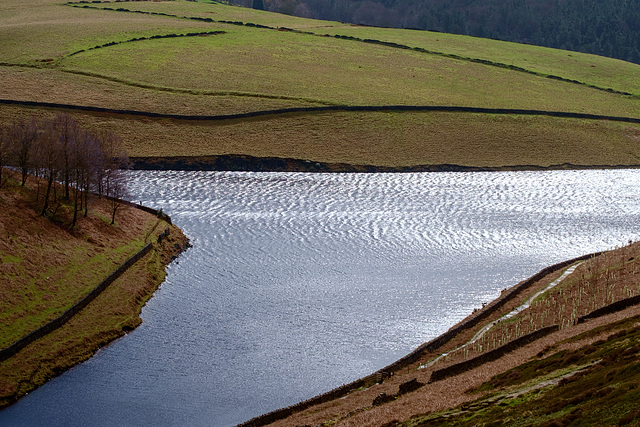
[77,0,640,96]
[1,0,640,168]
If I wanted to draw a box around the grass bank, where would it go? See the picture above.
[3,104,640,170]
[0,170,188,408]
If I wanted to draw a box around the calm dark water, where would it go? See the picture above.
[2,170,640,426]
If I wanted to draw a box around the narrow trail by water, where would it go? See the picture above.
[419,262,583,369]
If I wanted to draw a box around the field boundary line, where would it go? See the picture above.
[2,98,639,124]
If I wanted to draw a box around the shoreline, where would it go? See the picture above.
[237,251,602,427]
[246,239,640,426]
[0,181,190,409]
[0,227,189,409]
[130,155,640,173]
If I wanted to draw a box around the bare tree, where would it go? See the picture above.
[3,114,130,227]
[97,129,129,225]
[7,118,39,186]
[36,118,63,216]
[0,125,12,187]
[53,113,80,200]
[82,130,103,217]
[107,169,128,225]
[69,128,92,227]
[98,129,129,196]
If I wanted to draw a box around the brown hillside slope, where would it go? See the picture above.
[251,243,640,426]
[0,170,188,408]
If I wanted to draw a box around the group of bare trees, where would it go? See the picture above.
[0,113,129,226]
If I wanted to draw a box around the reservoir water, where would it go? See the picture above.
[2,170,640,426]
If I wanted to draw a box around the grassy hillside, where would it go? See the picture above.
[1,0,640,169]
[0,171,188,408]
[235,0,640,65]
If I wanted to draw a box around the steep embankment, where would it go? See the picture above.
[0,172,188,408]
[243,243,640,426]
[1,0,640,170]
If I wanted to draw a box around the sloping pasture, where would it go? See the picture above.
[1,0,639,168]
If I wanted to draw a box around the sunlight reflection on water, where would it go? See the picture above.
[2,170,640,427]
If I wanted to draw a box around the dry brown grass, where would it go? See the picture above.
[0,170,188,408]
[331,307,640,427]
[3,105,639,169]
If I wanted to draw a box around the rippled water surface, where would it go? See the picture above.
[3,170,640,426]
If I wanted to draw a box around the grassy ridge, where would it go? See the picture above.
[74,0,640,96]
[1,0,640,168]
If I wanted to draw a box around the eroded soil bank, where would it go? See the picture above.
[130,154,640,173]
